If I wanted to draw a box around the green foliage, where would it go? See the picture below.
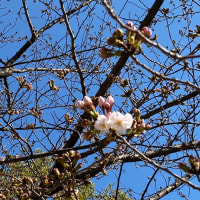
[52,182,132,200]
[4,148,52,180]
[77,183,132,200]
[1,149,131,200]
[0,148,52,199]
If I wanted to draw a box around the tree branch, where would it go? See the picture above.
[141,91,199,119]
[116,134,200,190]
[0,0,93,71]
[64,0,165,149]
[59,0,86,96]
[146,174,193,200]
[139,0,165,29]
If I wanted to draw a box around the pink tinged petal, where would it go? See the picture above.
[126,21,134,27]
[106,96,114,107]
[83,96,93,106]
[103,102,111,112]
[77,101,85,109]
[146,29,152,38]
[109,112,133,134]
[109,112,126,134]
[124,113,133,129]
[94,115,111,134]
[109,111,122,123]
[98,96,105,108]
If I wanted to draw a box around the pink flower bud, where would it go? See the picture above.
[83,96,93,106]
[83,96,95,110]
[146,29,152,38]
[77,100,85,110]
[133,108,140,115]
[141,26,148,33]
[156,88,161,92]
[98,96,105,108]
[126,21,134,28]
[104,102,111,112]
[126,21,137,30]
[141,27,152,38]
[140,123,146,129]
[26,83,33,90]
[145,124,152,129]
[106,96,114,107]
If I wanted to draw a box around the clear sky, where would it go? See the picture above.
[1,0,200,199]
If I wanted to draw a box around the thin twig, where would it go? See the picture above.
[146,174,193,200]
[115,162,124,200]
[22,0,36,34]
[116,134,200,191]
[59,0,87,96]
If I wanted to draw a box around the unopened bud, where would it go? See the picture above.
[98,96,105,108]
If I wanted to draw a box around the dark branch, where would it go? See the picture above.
[64,0,165,149]
[141,91,199,119]
[139,0,165,29]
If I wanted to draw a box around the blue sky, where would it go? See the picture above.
[1,0,200,199]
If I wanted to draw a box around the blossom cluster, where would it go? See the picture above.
[100,21,152,58]
[94,111,133,135]
[77,96,151,140]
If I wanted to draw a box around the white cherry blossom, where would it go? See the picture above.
[94,115,111,134]
[109,111,133,134]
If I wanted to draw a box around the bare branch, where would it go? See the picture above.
[22,0,36,34]
[139,0,165,29]
[59,0,87,96]
[117,134,200,191]
[146,174,193,200]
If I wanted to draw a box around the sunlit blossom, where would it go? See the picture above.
[94,115,111,134]
[109,111,133,134]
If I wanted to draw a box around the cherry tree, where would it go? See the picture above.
[1,0,200,199]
